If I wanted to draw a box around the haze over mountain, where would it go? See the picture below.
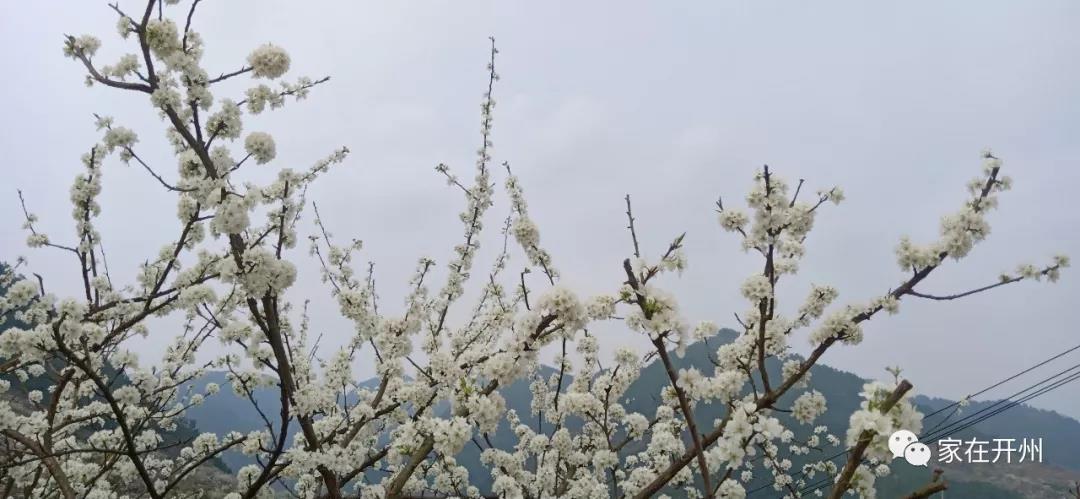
[182,329,1080,498]
[4,262,1075,499]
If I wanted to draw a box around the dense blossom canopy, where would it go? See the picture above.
[0,2,1069,499]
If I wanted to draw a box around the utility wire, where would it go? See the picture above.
[794,367,1080,497]
[923,341,1080,422]
[923,368,1080,443]
[746,343,1080,497]
[920,361,1080,442]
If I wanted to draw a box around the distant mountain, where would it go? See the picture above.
[915,395,1080,472]
[9,256,1075,497]
[0,263,232,492]
[913,395,1080,498]
[4,256,1069,499]
[181,329,1080,497]
[183,371,289,473]
[606,331,1042,498]
[183,371,383,474]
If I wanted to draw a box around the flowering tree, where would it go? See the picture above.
[0,1,1069,498]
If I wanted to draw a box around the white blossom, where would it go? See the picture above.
[247,43,291,79]
[244,131,277,164]
[5,6,1064,499]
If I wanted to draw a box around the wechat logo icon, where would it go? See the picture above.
[889,429,931,466]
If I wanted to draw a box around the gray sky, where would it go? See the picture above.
[2,1,1079,420]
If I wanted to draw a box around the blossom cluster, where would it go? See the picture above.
[2,4,1067,499]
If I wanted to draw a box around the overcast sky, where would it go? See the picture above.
[2,1,1079,420]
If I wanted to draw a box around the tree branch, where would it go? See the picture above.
[828,380,914,499]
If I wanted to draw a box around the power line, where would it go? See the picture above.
[794,367,1080,498]
[920,361,1080,442]
[922,403,962,438]
[747,343,1080,496]
[798,369,1080,497]
[922,341,1080,422]
[924,369,1080,443]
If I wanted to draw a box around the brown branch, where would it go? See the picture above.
[828,380,914,499]
[902,469,948,499]
[1,431,76,499]
[17,190,79,254]
[622,258,713,497]
[236,76,332,107]
[55,344,164,499]
[181,0,201,51]
[207,66,253,84]
[625,195,641,259]
[909,264,1060,301]
[64,34,151,92]
[790,178,806,207]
